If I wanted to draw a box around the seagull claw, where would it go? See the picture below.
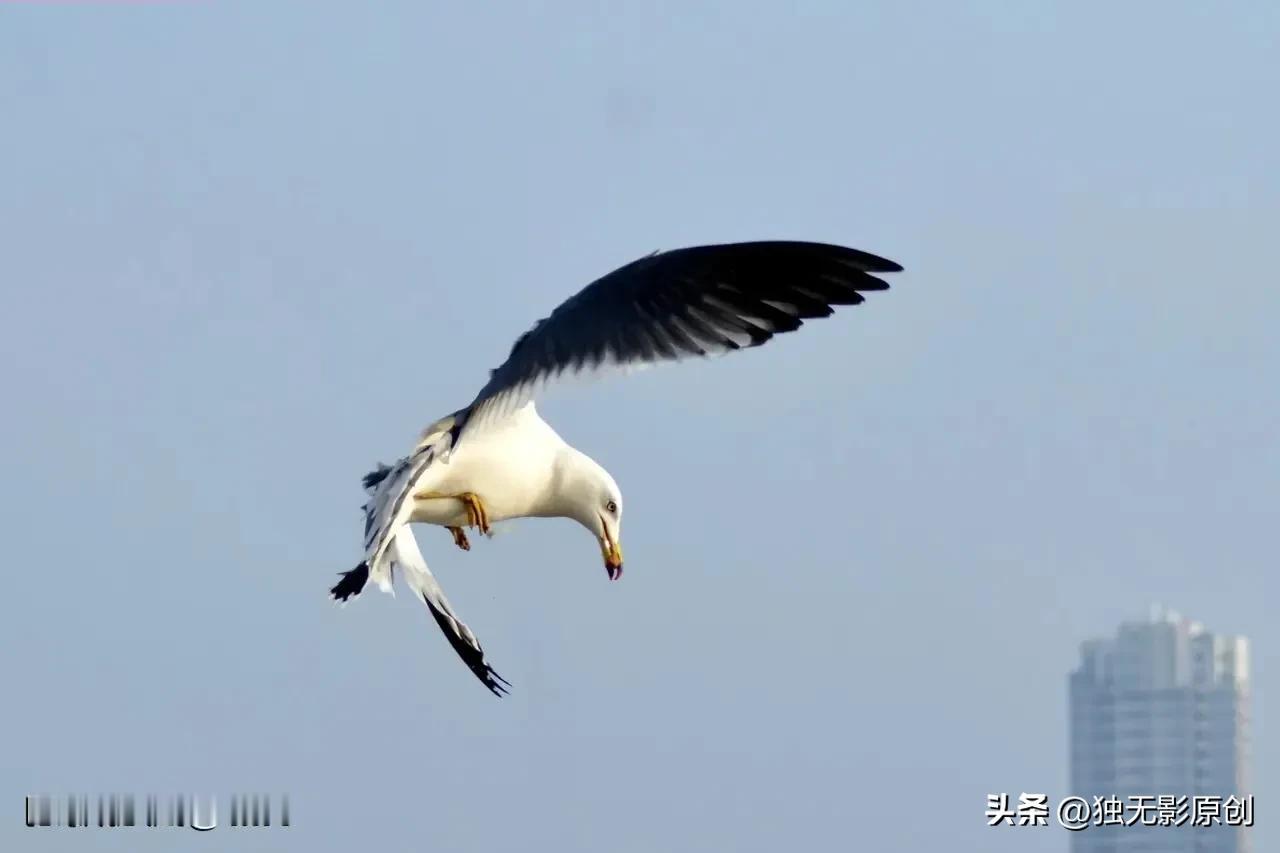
[458,492,491,535]
[414,490,492,536]
[449,526,471,551]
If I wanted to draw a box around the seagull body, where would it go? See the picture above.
[406,403,581,530]
[330,241,902,695]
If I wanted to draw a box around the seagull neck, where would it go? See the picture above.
[543,446,604,524]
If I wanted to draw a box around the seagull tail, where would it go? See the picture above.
[329,555,397,603]
[329,562,370,603]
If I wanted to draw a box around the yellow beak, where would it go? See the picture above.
[601,535,624,581]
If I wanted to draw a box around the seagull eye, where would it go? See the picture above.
[605,500,618,515]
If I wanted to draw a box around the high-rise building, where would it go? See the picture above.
[1068,606,1251,853]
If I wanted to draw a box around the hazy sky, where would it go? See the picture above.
[2,2,1276,851]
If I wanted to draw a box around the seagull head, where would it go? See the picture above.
[556,448,624,580]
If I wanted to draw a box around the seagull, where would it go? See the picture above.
[329,240,902,695]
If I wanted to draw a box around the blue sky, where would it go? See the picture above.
[2,2,1276,851]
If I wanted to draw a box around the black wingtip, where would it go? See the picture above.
[866,257,904,274]
[821,242,903,274]
[469,656,511,698]
[486,671,512,698]
[330,562,370,602]
[361,464,394,491]
[422,593,512,697]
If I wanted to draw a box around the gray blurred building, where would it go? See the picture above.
[1068,607,1252,853]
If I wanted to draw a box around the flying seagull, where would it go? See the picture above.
[329,240,902,695]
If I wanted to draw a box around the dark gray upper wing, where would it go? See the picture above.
[462,241,901,429]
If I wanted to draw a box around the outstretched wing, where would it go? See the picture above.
[391,526,510,697]
[461,241,901,432]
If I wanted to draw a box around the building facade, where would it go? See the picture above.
[1069,607,1251,853]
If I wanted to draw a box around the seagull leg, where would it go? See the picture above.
[457,492,491,536]
[448,526,471,551]
[412,490,493,537]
